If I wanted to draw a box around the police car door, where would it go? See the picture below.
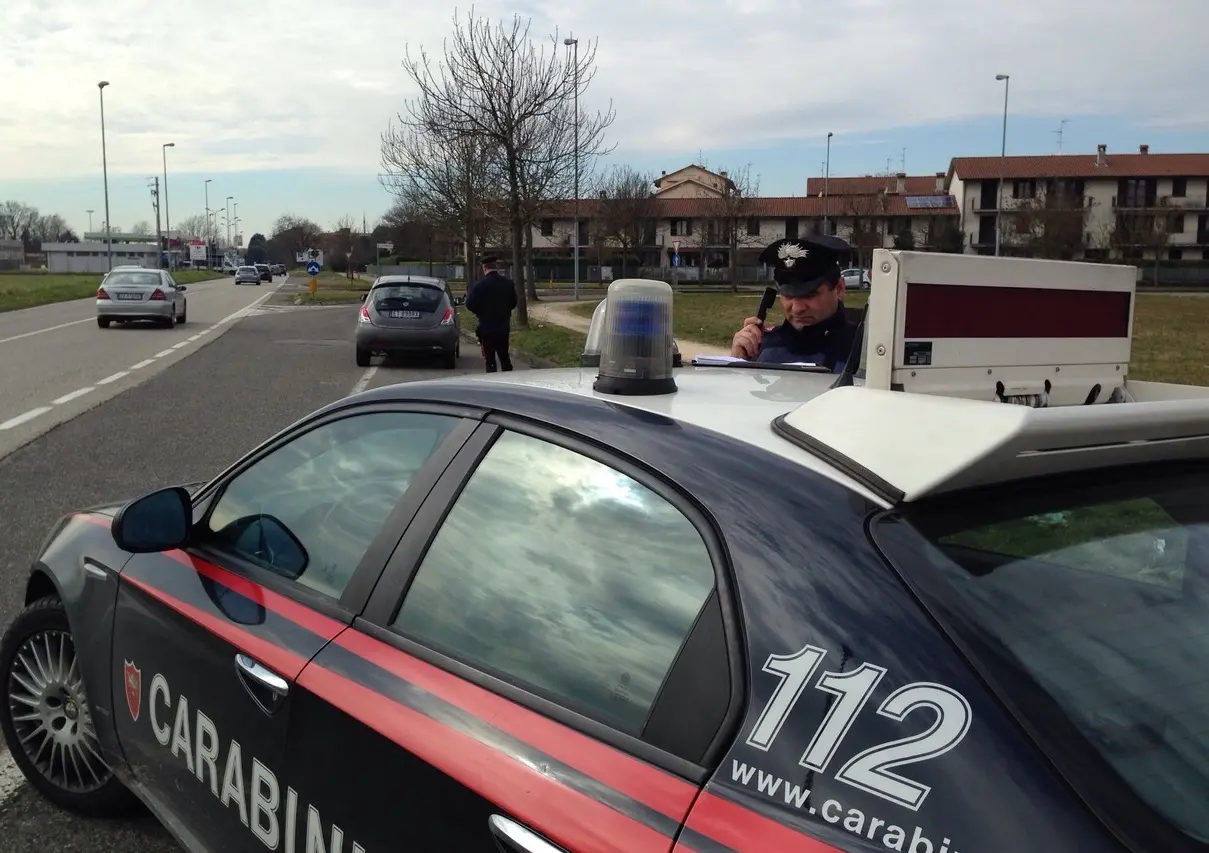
[110,408,475,852]
[285,420,737,852]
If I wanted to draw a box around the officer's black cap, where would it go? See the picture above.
[481,255,499,265]
[758,235,852,298]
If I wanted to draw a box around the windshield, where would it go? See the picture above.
[874,468,1209,849]
[104,271,160,287]
[372,284,444,311]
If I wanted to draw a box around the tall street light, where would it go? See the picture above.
[226,196,233,247]
[564,35,579,300]
[98,81,113,272]
[86,210,94,232]
[823,132,833,234]
[162,142,175,268]
[994,73,1010,257]
[204,178,212,240]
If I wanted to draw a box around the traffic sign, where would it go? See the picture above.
[672,254,681,267]
[672,240,680,253]
[376,242,394,252]
[305,260,320,276]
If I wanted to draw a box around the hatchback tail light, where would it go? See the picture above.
[96,287,109,300]
[438,307,454,326]
[359,304,371,322]
[150,288,165,301]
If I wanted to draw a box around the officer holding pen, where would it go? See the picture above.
[729,234,859,373]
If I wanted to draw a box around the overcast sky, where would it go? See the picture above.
[2,0,1206,239]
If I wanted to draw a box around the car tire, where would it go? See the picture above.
[97,318,110,329]
[356,347,372,368]
[177,302,187,324]
[441,349,457,369]
[0,595,142,817]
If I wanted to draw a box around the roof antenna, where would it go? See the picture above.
[1053,119,1069,153]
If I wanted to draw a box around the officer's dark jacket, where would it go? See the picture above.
[755,302,857,373]
[465,271,518,334]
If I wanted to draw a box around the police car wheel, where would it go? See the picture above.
[0,596,141,816]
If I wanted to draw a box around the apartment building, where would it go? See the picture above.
[947,145,1209,260]
[527,164,961,272]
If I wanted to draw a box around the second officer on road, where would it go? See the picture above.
[465,255,518,373]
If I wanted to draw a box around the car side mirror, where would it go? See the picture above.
[359,293,366,302]
[453,295,466,306]
[177,284,187,291]
[111,486,193,553]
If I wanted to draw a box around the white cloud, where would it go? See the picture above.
[0,0,1206,181]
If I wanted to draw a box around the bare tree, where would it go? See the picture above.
[401,9,615,327]
[696,164,762,290]
[0,201,39,241]
[129,220,153,237]
[173,214,209,240]
[30,213,72,244]
[331,215,360,278]
[381,114,504,279]
[270,214,323,260]
[1106,211,1170,286]
[1004,194,1088,260]
[839,193,888,269]
[593,165,656,278]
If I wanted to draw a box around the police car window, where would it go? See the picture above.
[205,412,458,599]
[879,487,1209,841]
[393,430,716,737]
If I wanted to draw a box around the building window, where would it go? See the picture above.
[670,219,692,237]
[1171,178,1187,198]
[1169,248,1183,261]
[785,217,799,239]
[540,219,553,237]
[1170,214,1185,234]
[1012,180,1036,199]
[746,217,760,236]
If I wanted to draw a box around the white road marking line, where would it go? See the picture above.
[52,387,94,405]
[154,349,174,358]
[130,359,155,369]
[0,406,52,430]
[350,365,378,396]
[97,371,129,385]
[171,341,190,349]
[0,318,91,345]
[188,334,202,341]
[0,748,25,805]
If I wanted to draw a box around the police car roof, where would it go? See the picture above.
[350,367,888,503]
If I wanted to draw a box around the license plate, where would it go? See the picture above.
[389,310,420,319]
[116,293,141,301]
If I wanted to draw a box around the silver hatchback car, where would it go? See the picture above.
[96,267,187,329]
[234,265,262,285]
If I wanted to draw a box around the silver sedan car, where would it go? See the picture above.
[234,265,262,285]
[96,267,187,329]
[354,275,464,368]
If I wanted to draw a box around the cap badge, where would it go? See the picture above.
[778,242,808,267]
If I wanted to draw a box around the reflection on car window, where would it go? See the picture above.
[891,489,1209,839]
[105,272,160,287]
[393,430,715,736]
[373,286,443,310]
[206,412,458,599]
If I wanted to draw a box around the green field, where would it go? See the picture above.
[567,292,1209,385]
[0,270,233,313]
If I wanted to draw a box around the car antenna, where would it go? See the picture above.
[830,302,867,389]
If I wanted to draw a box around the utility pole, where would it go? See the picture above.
[994,73,1010,257]
[98,81,113,271]
[564,35,580,300]
[823,132,833,234]
[162,142,175,269]
[148,177,162,267]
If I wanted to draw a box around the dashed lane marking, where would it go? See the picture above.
[0,407,53,430]
[52,387,94,405]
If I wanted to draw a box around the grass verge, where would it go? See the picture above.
[0,269,235,313]
[456,307,586,367]
[294,272,371,305]
[567,291,1209,385]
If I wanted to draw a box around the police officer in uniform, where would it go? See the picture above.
[465,255,518,372]
[729,234,858,373]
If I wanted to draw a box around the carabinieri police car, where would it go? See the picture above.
[1,249,1205,853]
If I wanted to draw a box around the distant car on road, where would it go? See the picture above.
[96,267,187,329]
[270,263,286,276]
[254,263,273,283]
[233,266,261,286]
[841,268,871,290]
[355,274,464,368]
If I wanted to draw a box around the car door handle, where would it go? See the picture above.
[235,654,288,696]
[488,815,568,853]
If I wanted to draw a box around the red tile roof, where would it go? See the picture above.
[805,174,945,196]
[950,151,1209,181]
[539,194,957,219]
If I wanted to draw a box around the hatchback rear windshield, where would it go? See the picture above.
[874,468,1209,848]
[104,272,160,287]
[372,284,444,311]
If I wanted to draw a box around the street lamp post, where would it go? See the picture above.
[226,197,233,247]
[823,132,833,234]
[98,81,113,272]
[994,73,1010,257]
[563,36,580,300]
[86,210,94,232]
[162,143,175,268]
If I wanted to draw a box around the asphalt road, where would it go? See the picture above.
[0,274,283,461]
[0,298,493,851]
